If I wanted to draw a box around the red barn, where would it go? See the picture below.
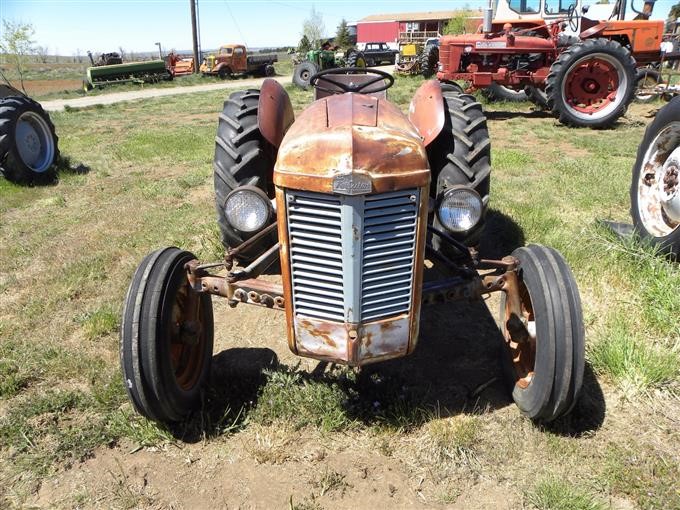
[356,10,480,50]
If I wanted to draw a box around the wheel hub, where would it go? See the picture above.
[565,58,619,115]
[660,149,680,223]
[14,111,55,172]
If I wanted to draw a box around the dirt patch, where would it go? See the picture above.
[7,79,82,96]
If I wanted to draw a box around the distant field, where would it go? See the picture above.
[0,77,678,508]
[1,52,294,99]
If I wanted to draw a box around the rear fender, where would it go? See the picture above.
[580,22,607,39]
[408,79,445,147]
[258,78,295,149]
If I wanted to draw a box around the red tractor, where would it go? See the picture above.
[435,0,664,128]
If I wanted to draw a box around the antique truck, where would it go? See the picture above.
[120,69,585,426]
[434,0,664,127]
[0,83,59,184]
[362,42,399,66]
[199,44,277,79]
[630,96,680,255]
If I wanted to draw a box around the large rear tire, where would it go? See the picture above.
[0,95,59,184]
[500,245,585,422]
[120,247,214,424]
[293,61,318,89]
[420,45,439,78]
[546,38,635,128]
[630,96,680,256]
[427,85,491,246]
[213,89,276,262]
[346,50,367,69]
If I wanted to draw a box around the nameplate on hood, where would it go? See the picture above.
[332,173,372,195]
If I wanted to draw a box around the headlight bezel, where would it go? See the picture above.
[224,185,273,234]
[436,185,484,234]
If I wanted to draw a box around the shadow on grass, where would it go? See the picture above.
[485,109,554,121]
[173,210,604,439]
[2,154,91,187]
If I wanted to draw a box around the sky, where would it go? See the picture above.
[1,0,677,56]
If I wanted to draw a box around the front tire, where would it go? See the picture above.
[630,96,680,255]
[500,245,585,422]
[482,83,528,102]
[634,68,662,103]
[546,38,635,128]
[293,61,318,89]
[0,95,59,184]
[427,85,491,246]
[120,247,214,424]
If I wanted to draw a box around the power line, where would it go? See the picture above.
[223,0,248,47]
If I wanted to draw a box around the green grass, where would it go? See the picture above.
[526,477,606,510]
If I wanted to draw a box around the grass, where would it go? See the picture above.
[0,75,679,508]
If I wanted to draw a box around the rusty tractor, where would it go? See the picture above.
[0,83,59,184]
[434,0,664,128]
[120,69,585,426]
[630,96,680,255]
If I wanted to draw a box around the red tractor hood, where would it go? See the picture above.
[440,33,555,52]
[273,93,430,194]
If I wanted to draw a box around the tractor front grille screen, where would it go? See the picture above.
[285,189,419,324]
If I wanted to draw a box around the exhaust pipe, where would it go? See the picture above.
[483,0,493,33]
[87,51,95,66]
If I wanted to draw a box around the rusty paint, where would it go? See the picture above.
[275,186,297,355]
[273,93,430,194]
[258,78,295,148]
[408,79,446,147]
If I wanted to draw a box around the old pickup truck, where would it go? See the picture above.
[362,42,399,66]
[199,44,277,78]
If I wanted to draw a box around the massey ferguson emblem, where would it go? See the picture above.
[332,173,372,195]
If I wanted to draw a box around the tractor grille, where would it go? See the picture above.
[285,189,419,323]
[361,192,418,322]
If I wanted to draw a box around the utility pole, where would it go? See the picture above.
[190,0,200,73]
[155,42,162,59]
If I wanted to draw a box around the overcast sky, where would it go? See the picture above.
[1,0,675,56]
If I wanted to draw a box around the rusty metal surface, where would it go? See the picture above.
[294,314,411,366]
[406,187,429,355]
[275,186,298,354]
[408,79,445,147]
[274,93,430,194]
[258,78,295,148]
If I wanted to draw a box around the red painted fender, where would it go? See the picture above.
[257,78,295,149]
[408,79,445,147]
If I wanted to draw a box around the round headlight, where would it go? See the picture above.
[224,186,272,233]
[437,187,483,233]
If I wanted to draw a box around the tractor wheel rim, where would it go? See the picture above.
[637,122,680,237]
[504,277,537,389]
[301,70,310,80]
[169,282,207,391]
[15,111,55,173]
[561,52,628,121]
[635,74,658,101]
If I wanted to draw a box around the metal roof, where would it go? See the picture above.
[358,10,461,23]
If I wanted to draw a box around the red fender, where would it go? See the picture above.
[408,79,445,147]
[258,78,295,149]
[580,22,607,39]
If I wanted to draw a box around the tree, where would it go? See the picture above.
[335,19,352,49]
[667,3,680,33]
[297,34,312,55]
[0,20,36,93]
[443,10,474,35]
[35,45,49,63]
[301,6,325,49]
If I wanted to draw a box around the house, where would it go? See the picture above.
[355,10,481,49]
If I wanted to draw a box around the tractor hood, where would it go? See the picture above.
[440,33,555,52]
[273,93,430,194]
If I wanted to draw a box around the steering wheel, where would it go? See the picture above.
[566,3,579,32]
[309,67,395,94]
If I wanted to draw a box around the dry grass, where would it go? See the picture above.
[0,78,679,508]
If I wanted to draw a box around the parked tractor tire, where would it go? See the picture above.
[218,66,232,79]
[427,85,491,246]
[213,89,277,262]
[120,247,214,424]
[630,96,680,255]
[264,64,276,77]
[546,38,635,128]
[293,61,318,89]
[634,68,662,103]
[482,83,529,102]
[500,245,585,422]
[526,87,549,109]
[0,95,59,184]
[346,50,367,69]
[420,45,439,78]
